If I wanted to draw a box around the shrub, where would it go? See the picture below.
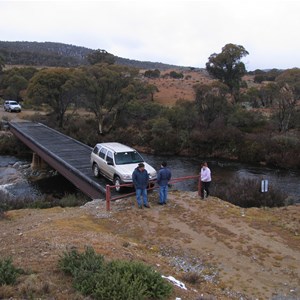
[0,192,45,217]
[0,258,23,285]
[169,71,184,79]
[264,134,300,169]
[59,194,89,207]
[212,176,287,208]
[58,246,173,300]
[58,246,105,277]
[0,189,89,215]
[0,133,29,156]
[181,272,201,284]
[144,69,160,78]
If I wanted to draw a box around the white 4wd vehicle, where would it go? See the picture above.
[91,142,157,192]
[4,100,22,112]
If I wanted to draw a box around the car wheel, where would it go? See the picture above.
[92,163,100,177]
[113,176,122,192]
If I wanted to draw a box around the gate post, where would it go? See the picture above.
[198,177,201,197]
[106,184,111,211]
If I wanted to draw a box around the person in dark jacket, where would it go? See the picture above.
[132,163,150,209]
[157,161,172,205]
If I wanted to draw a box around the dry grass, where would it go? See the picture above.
[1,191,300,299]
[146,69,213,106]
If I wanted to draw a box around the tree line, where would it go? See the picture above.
[0,43,299,169]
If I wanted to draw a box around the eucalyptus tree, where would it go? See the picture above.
[81,64,140,134]
[87,49,115,65]
[194,81,230,128]
[3,74,27,100]
[206,43,249,102]
[0,67,38,100]
[0,55,4,73]
[275,84,297,132]
[276,68,300,99]
[27,67,82,127]
[167,100,198,152]
[258,83,279,107]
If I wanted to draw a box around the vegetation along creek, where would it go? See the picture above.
[1,154,299,204]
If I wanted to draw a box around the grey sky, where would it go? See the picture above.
[1,0,299,70]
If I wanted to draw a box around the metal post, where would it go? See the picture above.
[106,184,111,211]
[261,179,268,193]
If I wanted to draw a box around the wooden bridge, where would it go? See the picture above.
[9,121,106,199]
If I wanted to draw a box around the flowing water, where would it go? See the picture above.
[143,154,300,203]
[1,154,300,203]
[0,155,78,200]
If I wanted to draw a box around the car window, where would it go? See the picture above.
[114,151,144,165]
[99,148,107,159]
[93,146,99,154]
[106,151,114,164]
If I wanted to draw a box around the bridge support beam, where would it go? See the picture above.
[31,152,49,170]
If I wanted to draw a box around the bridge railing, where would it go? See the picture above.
[105,175,201,211]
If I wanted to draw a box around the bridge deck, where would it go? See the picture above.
[9,121,106,199]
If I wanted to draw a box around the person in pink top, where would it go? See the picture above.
[200,162,212,199]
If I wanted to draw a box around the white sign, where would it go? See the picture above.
[261,180,268,193]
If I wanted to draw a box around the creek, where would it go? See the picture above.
[143,154,300,203]
[1,154,299,203]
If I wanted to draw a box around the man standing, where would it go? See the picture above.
[200,162,211,199]
[132,163,150,209]
[157,161,172,205]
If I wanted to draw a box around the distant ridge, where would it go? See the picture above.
[0,41,196,71]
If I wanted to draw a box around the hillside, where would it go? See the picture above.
[1,192,299,299]
[0,41,195,70]
[0,40,212,105]
[146,69,213,105]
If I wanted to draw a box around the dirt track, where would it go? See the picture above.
[1,191,299,299]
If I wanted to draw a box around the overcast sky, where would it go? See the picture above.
[1,0,299,71]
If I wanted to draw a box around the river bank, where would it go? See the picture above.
[1,191,300,299]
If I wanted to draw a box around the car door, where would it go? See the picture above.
[104,150,115,181]
[97,147,108,177]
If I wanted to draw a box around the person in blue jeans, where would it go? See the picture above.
[132,163,150,209]
[157,161,172,205]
